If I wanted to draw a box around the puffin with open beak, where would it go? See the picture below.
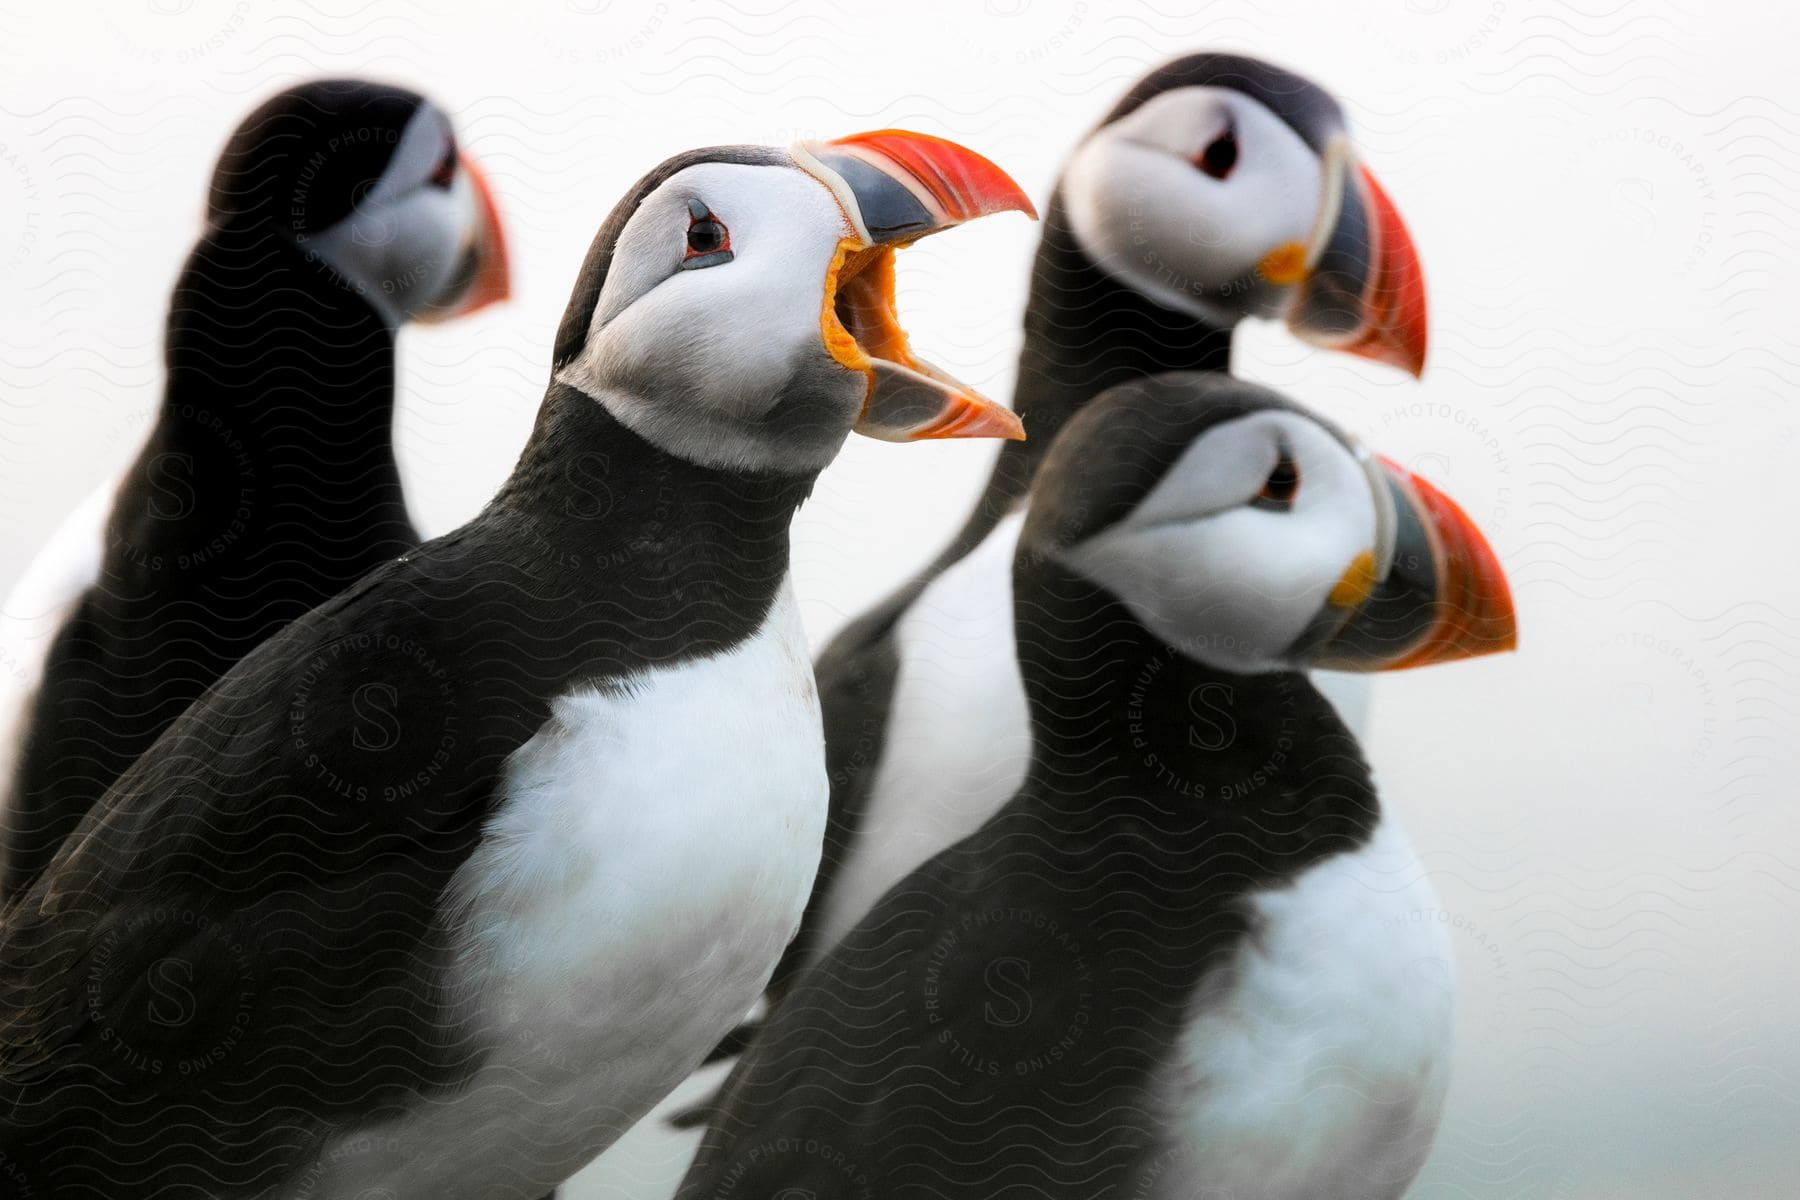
[0,79,511,903]
[676,373,1516,1200]
[0,132,1030,1198]
[747,53,1432,1037]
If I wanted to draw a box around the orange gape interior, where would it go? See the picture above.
[820,240,914,376]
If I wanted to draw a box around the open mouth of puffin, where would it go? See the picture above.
[794,129,1032,441]
[824,243,919,374]
[822,240,1022,441]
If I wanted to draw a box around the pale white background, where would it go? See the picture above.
[2,2,1797,1196]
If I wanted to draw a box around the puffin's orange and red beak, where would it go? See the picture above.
[441,150,511,320]
[818,129,1040,235]
[1311,455,1516,671]
[1284,152,1429,378]
[459,152,511,314]
[795,129,1035,444]
[1336,166,1428,378]
[1381,461,1515,666]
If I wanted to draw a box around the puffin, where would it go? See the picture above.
[675,372,1518,1200]
[0,78,510,901]
[771,51,1432,1017]
[0,130,1032,1198]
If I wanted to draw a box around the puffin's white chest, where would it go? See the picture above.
[1150,817,1454,1200]
[815,513,1032,957]
[0,485,109,791]
[303,582,827,1198]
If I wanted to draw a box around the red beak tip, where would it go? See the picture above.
[451,149,512,318]
[1387,463,1519,669]
[933,399,1025,442]
[1355,164,1429,378]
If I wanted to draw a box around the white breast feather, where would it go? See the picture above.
[0,485,109,800]
[813,513,1032,958]
[301,581,827,1198]
[1153,817,1454,1200]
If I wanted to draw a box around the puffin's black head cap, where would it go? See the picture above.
[1097,52,1346,151]
[1024,373,1324,553]
[204,79,513,325]
[550,146,790,371]
[207,79,426,235]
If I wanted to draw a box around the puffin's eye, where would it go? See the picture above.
[687,220,727,253]
[682,199,733,270]
[1196,128,1238,180]
[1251,451,1300,511]
[427,141,457,190]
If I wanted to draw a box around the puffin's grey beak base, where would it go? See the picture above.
[1307,457,1516,670]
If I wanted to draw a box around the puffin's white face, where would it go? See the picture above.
[558,160,867,473]
[305,103,507,325]
[1059,410,1390,674]
[1061,86,1326,326]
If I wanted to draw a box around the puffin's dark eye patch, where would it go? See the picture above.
[1196,128,1238,180]
[682,199,734,270]
[1251,451,1300,511]
[427,141,456,191]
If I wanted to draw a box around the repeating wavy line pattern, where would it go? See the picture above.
[0,2,1794,1198]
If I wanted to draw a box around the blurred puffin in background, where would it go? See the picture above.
[677,373,1517,1200]
[0,78,510,900]
[767,51,1432,1025]
[0,129,1031,1198]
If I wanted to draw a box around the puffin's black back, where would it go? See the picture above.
[0,396,815,1193]
[0,81,432,899]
